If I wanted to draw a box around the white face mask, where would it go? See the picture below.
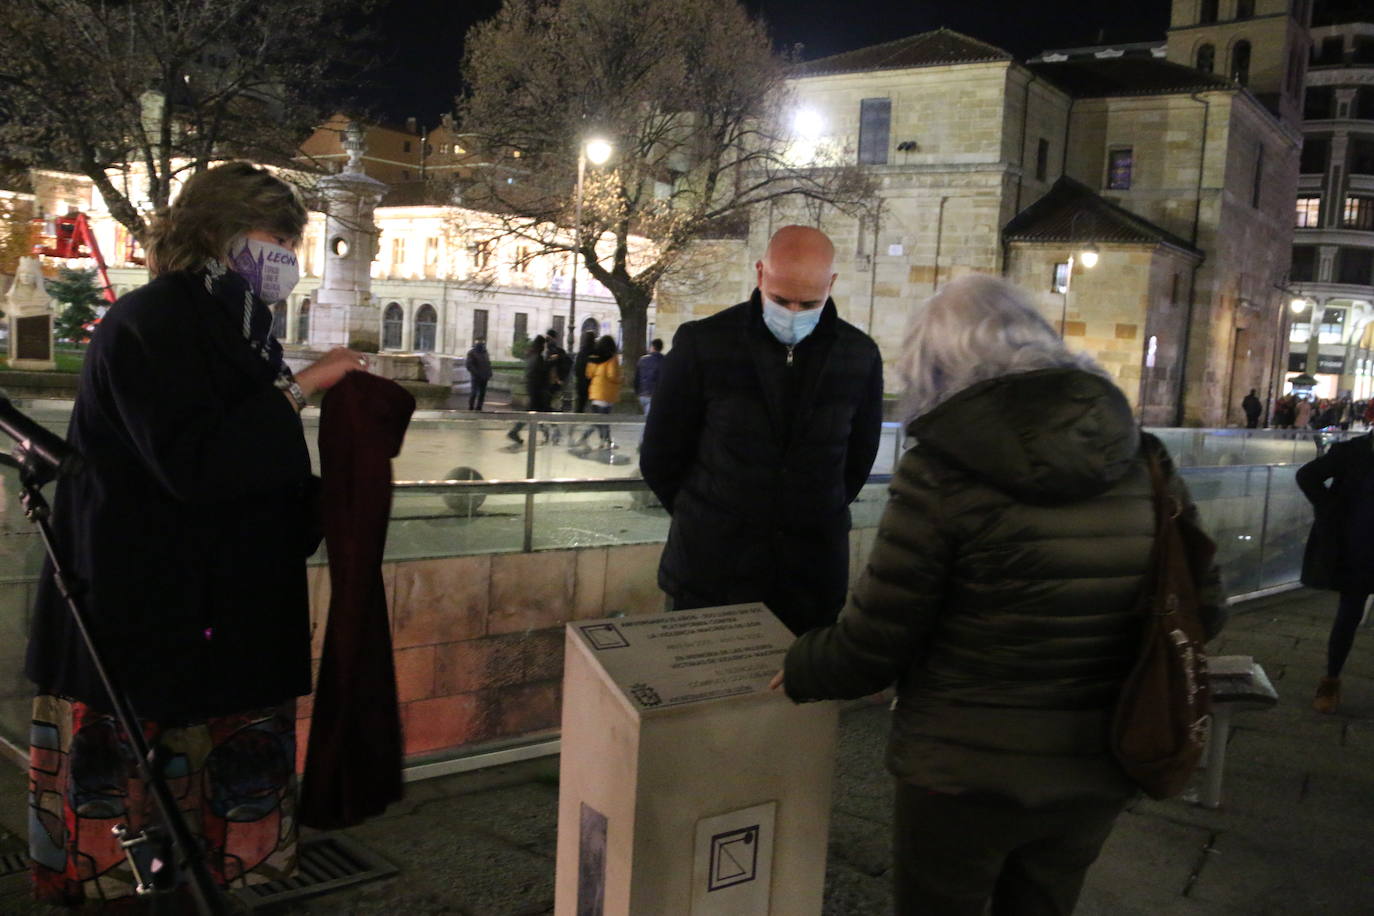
[762,296,823,346]
[227,236,300,303]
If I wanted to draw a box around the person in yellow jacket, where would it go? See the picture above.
[577,335,621,449]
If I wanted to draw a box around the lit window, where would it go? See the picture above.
[1107,148,1133,190]
[1344,196,1374,230]
[1296,196,1321,227]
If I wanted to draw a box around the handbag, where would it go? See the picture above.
[1110,441,1217,800]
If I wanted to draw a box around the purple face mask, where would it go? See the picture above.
[228,236,299,303]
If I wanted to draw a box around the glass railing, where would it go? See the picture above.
[1146,427,1361,468]
[0,399,1358,759]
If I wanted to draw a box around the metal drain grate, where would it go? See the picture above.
[235,834,397,909]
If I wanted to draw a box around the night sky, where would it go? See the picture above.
[360,0,1170,123]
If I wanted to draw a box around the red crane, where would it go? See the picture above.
[30,211,118,303]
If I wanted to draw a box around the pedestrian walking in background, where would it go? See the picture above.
[1296,396,1313,430]
[24,162,368,906]
[1242,388,1262,428]
[572,329,597,414]
[775,274,1225,916]
[1274,395,1296,429]
[465,338,492,411]
[576,335,622,449]
[634,338,665,416]
[1298,430,1374,714]
[508,334,551,445]
[640,225,884,633]
[545,327,572,421]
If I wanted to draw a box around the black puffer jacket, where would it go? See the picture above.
[640,292,884,632]
[784,367,1225,807]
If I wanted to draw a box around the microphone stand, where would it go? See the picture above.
[0,433,231,915]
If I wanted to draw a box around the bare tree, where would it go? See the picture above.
[458,0,870,370]
[0,0,376,240]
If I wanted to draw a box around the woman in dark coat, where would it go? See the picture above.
[24,162,365,906]
[507,334,550,445]
[572,329,598,414]
[1298,431,1374,713]
[775,275,1225,915]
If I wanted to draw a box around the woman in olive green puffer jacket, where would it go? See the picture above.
[781,274,1225,915]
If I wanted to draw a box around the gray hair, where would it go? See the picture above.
[896,274,1111,424]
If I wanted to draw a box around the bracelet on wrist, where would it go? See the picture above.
[276,377,308,411]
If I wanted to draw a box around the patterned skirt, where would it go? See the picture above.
[28,694,299,907]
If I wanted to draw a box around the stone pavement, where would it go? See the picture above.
[2,587,1372,914]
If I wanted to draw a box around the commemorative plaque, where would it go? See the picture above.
[569,604,793,714]
[14,315,53,362]
[554,605,838,916]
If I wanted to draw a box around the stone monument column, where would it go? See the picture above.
[309,122,388,351]
[6,257,56,371]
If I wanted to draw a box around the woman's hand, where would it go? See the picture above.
[769,669,785,692]
[296,348,369,398]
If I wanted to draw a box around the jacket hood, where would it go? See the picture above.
[910,368,1140,504]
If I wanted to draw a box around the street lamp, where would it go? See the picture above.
[585,139,613,167]
[1058,213,1099,337]
[568,135,613,400]
[793,108,824,139]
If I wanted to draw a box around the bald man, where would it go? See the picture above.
[640,225,884,634]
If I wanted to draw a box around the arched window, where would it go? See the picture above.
[1232,40,1252,86]
[581,316,600,336]
[1197,43,1215,73]
[1237,0,1254,18]
[271,301,287,339]
[382,302,404,350]
[297,298,310,343]
[1200,0,1218,24]
[413,304,437,352]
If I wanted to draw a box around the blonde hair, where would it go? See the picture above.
[144,162,306,276]
[896,274,1111,424]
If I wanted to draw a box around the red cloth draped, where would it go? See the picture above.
[299,372,415,829]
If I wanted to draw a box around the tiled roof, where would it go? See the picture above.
[1003,177,1201,255]
[1028,57,1233,98]
[793,28,1012,78]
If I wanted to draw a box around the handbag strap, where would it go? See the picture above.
[1141,437,1182,617]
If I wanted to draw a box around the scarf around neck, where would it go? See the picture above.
[199,257,296,390]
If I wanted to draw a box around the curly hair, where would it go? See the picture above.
[143,162,307,276]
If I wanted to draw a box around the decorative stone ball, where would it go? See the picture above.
[443,466,486,516]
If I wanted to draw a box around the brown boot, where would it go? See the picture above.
[1313,677,1341,714]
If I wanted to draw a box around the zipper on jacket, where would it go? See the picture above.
[786,345,794,367]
